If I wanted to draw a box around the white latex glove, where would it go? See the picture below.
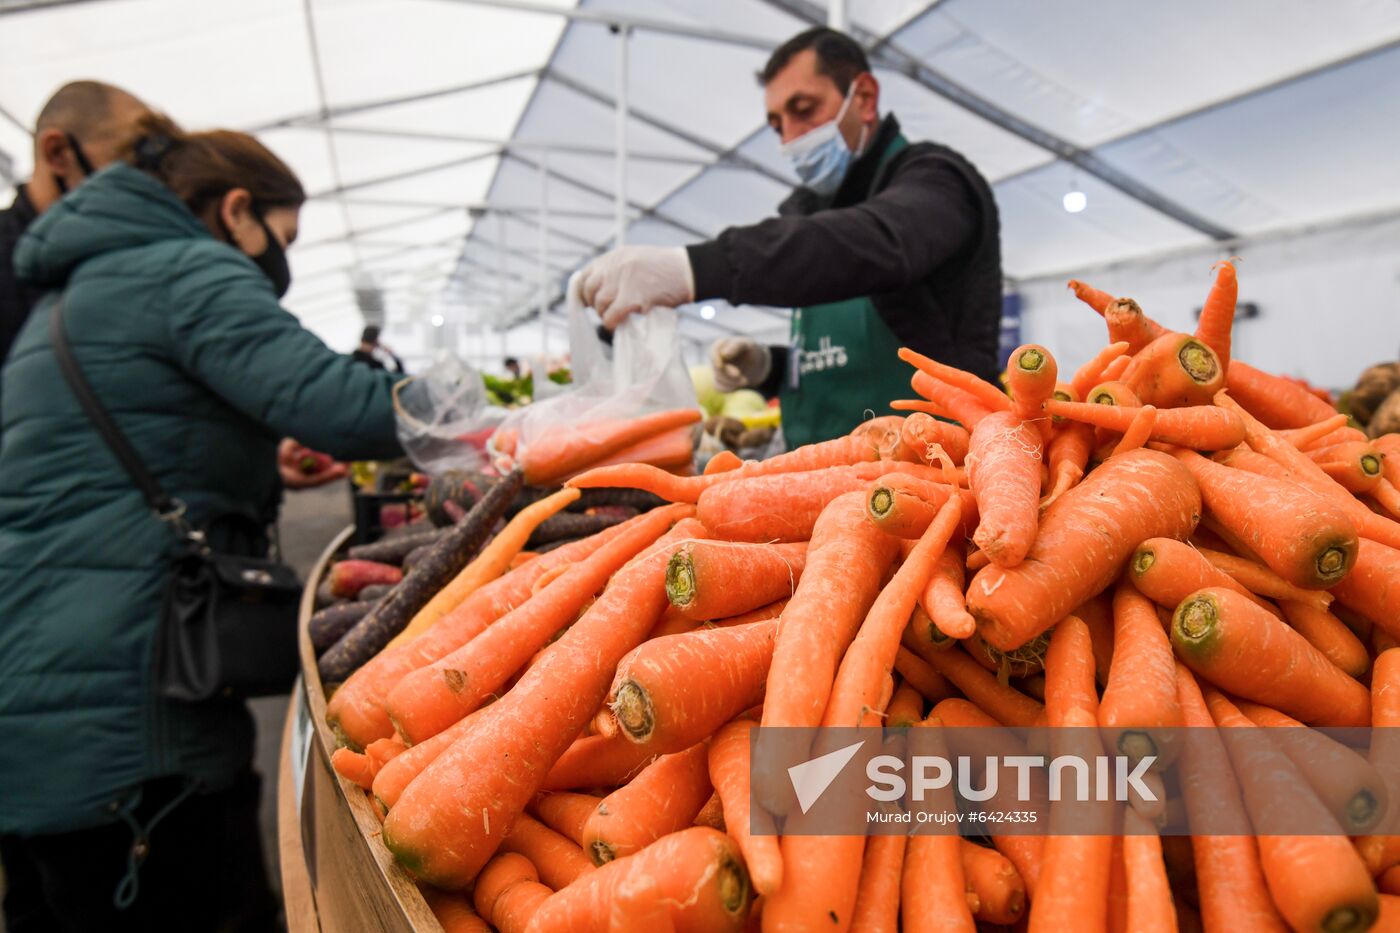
[710,338,772,393]
[578,246,695,330]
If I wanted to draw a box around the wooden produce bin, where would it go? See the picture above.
[277,525,440,933]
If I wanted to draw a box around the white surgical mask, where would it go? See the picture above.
[781,84,868,198]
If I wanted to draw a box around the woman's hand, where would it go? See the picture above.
[278,438,349,489]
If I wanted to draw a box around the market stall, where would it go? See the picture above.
[280,261,1400,931]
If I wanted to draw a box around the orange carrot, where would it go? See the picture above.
[1112,404,1157,455]
[1217,395,1400,553]
[472,852,552,933]
[693,792,725,831]
[386,504,692,744]
[1237,702,1389,836]
[966,410,1043,568]
[961,839,1027,926]
[762,491,901,730]
[530,792,600,848]
[919,546,976,641]
[1040,418,1095,510]
[665,540,806,620]
[905,636,1043,727]
[607,620,776,748]
[499,813,595,889]
[331,747,376,789]
[902,716,975,933]
[711,598,789,627]
[371,713,480,810]
[541,734,660,792]
[1382,870,1400,897]
[1099,353,1133,383]
[1279,600,1370,678]
[704,449,743,475]
[1028,709,1113,933]
[1069,341,1131,401]
[519,408,702,486]
[386,488,581,651]
[1129,537,1280,618]
[900,412,972,465]
[1068,279,1126,318]
[1194,259,1237,374]
[382,516,705,887]
[1372,477,1400,521]
[1226,360,1338,430]
[1172,449,1357,590]
[867,473,954,539]
[526,827,750,933]
[327,522,635,749]
[1099,581,1183,764]
[581,743,712,864]
[903,370,994,428]
[1327,539,1400,642]
[695,461,946,542]
[645,604,700,640]
[1192,544,1334,612]
[1007,344,1058,437]
[847,835,907,933]
[421,888,492,933]
[1126,332,1225,408]
[1311,441,1385,494]
[825,496,962,727]
[708,719,781,898]
[893,646,956,704]
[1361,650,1400,873]
[1044,615,1098,727]
[900,347,1010,414]
[1172,587,1370,727]
[968,449,1200,651]
[1173,664,1287,931]
[1075,593,1115,686]
[885,681,925,727]
[607,873,674,933]
[1278,413,1354,450]
[1205,688,1379,933]
[1042,398,1244,450]
[1104,297,1163,353]
[1122,809,1178,933]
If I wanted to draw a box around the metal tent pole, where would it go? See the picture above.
[538,149,550,359]
[614,25,630,247]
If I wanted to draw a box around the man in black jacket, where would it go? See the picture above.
[1,82,148,435]
[578,28,1002,447]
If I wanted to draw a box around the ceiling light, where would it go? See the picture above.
[431,314,445,327]
[1062,189,1087,214]
[700,305,716,320]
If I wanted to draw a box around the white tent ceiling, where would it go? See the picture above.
[2,0,1399,379]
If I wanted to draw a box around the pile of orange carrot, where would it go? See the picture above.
[317,260,1400,933]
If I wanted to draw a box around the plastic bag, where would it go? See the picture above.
[494,273,697,478]
[393,352,509,474]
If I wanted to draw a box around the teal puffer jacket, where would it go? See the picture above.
[0,164,400,835]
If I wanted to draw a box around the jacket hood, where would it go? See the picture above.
[14,163,210,288]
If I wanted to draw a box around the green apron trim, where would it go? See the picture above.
[780,135,913,448]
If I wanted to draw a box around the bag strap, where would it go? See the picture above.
[49,300,187,525]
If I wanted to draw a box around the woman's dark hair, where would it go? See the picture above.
[121,112,305,219]
[759,27,870,92]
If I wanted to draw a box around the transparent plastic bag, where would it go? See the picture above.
[494,273,697,478]
[393,352,508,474]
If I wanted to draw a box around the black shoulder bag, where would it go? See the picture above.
[50,301,301,701]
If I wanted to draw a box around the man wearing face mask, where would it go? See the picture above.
[0,82,150,440]
[578,28,1002,447]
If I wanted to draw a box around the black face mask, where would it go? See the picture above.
[251,212,292,298]
[54,132,97,195]
[219,208,292,298]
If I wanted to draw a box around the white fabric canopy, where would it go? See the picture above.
[2,0,1397,384]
